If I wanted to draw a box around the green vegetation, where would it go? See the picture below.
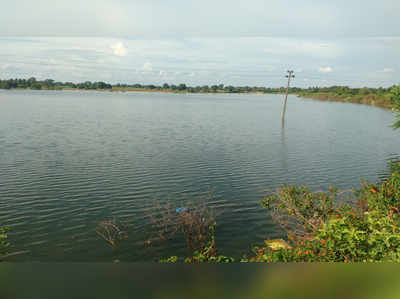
[0,77,281,93]
[298,85,400,110]
[1,77,399,113]
[112,83,279,94]
[0,78,112,90]
[158,162,400,263]
[0,227,9,256]
[243,166,398,262]
[242,162,400,262]
[1,77,399,116]
[390,86,400,129]
[160,224,235,263]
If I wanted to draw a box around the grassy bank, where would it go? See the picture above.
[298,92,393,109]
[297,86,400,110]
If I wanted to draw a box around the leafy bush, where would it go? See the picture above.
[242,166,400,262]
[0,227,9,256]
[159,164,400,263]
[260,184,342,237]
[390,86,400,129]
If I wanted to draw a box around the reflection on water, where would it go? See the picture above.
[279,122,288,172]
[0,90,399,261]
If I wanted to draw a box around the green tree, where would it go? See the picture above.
[390,85,400,129]
[178,84,187,91]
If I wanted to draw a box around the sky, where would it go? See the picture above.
[0,0,399,87]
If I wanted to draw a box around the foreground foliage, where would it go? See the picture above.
[158,164,400,263]
[158,162,400,263]
[242,163,400,262]
[391,86,400,129]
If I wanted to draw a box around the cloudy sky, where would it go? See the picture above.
[0,0,399,87]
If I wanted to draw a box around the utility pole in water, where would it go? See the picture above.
[281,70,295,123]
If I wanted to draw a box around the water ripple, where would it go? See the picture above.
[0,91,399,261]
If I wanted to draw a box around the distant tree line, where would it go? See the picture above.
[0,78,112,90]
[0,78,398,99]
[113,82,285,93]
[0,77,288,93]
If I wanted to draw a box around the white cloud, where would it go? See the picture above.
[141,62,153,72]
[110,42,127,57]
[319,66,333,73]
[263,40,339,57]
[0,36,399,88]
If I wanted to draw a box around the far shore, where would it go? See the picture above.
[2,86,397,112]
[11,87,271,95]
[297,92,394,110]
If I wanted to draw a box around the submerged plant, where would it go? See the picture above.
[151,196,234,262]
[160,223,234,263]
[96,218,128,249]
[0,226,9,256]
[147,195,219,250]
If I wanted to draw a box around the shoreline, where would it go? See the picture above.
[1,87,397,111]
[298,92,394,110]
[2,87,272,95]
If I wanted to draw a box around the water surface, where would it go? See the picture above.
[0,90,399,261]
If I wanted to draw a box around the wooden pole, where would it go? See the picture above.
[281,70,294,123]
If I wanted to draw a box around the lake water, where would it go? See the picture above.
[1,90,399,261]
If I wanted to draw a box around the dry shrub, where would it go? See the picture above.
[147,195,220,252]
[96,218,128,249]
